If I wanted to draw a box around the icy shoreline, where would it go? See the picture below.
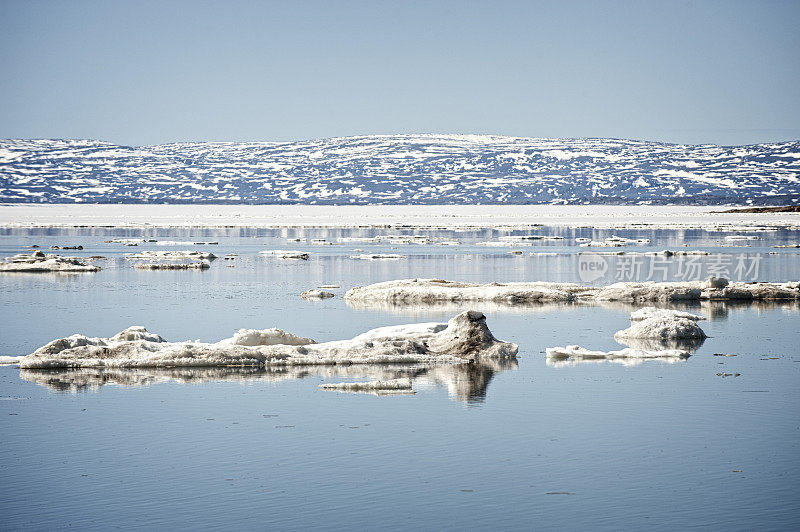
[1,204,798,229]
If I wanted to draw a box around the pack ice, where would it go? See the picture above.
[18,311,518,369]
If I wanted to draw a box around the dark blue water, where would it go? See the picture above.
[1,227,799,530]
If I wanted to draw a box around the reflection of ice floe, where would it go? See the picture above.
[546,345,691,367]
[349,254,407,260]
[0,251,100,272]
[413,358,518,403]
[345,278,800,307]
[320,378,414,394]
[18,311,517,369]
[20,361,517,403]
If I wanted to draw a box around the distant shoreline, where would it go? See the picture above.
[715,206,800,213]
[1,204,798,229]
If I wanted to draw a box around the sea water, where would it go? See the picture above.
[1,226,798,530]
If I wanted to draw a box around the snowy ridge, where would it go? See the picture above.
[1,135,799,204]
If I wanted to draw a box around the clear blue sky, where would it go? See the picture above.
[1,0,798,146]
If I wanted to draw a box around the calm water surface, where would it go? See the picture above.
[1,226,798,530]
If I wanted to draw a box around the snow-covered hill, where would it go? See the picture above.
[1,135,798,204]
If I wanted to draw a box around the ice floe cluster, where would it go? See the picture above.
[0,251,100,272]
[16,311,517,369]
[546,307,708,367]
[126,250,217,260]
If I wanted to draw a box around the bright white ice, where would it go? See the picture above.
[18,311,518,369]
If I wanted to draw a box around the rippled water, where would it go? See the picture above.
[1,226,799,530]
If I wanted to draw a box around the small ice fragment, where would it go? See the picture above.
[300,289,334,299]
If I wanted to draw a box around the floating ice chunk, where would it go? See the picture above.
[318,284,340,289]
[219,328,315,347]
[301,289,334,299]
[629,307,706,322]
[614,316,706,341]
[31,326,165,357]
[704,276,729,289]
[350,254,407,260]
[134,261,210,270]
[575,237,591,243]
[155,241,218,246]
[19,311,517,369]
[0,251,100,272]
[546,345,691,366]
[580,236,649,247]
[106,238,156,245]
[579,240,626,247]
[259,250,310,260]
[346,278,800,308]
[345,278,598,304]
[126,250,216,260]
[0,356,23,365]
[319,378,414,393]
[477,241,533,247]
[724,235,758,241]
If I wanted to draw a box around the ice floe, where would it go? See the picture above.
[134,262,210,270]
[125,250,217,260]
[628,307,706,322]
[219,328,315,347]
[155,240,218,246]
[0,251,100,272]
[546,345,691,367]
[614,313,707,343]
[579,236,650,248]
[345,277,800,307]
[18,311,517,369]
[300,289,335,299]
[259,250,310,260]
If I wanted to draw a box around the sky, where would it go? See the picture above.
[0,0,798,146]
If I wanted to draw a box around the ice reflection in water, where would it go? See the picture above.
[20,359,518,403]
